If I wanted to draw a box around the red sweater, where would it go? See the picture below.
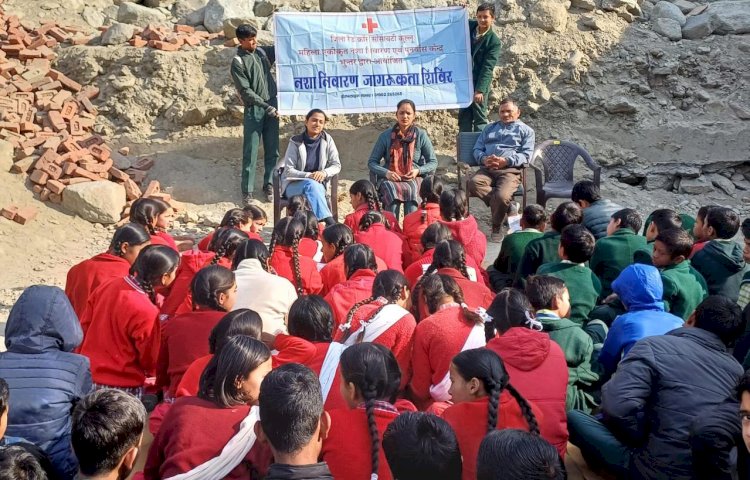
[270,246,324,295]
[319,254,388,295]
[198,230,262,251]
[152,231,178,251]
[402,203,441,265]
[65,253,130,319]
[354,223,405,272]
[415,268,494,320]
[442,396,544,480]
[345,203,402,234]
[299,237,319,259]
[690,240,708,258]
[404,250,486,290]
[80,277,161,387]
[324,269,377,329]
[156,310,225,397]
[322,406,399,480]
[160,250,214,318]
[486,328,569,458]
[438,216,487,267]
[143,396,272,480]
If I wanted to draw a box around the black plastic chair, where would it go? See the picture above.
[273,167,338,223]
[530,140,600,207]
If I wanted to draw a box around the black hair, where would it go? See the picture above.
[742,218,750,239]
[396,99,416,112]
[0,379,7,416]
[232,239,270,272]
[0,446,48,480]
[218,208,251,230]
[696,205,712,222]
[349,179,383,212]
[736,370,750,402]
[243,204,267,222]
[269,216,306,296]
[649,208,682,234]
[306,108,327,121]
[208,227,250,266]
[439,189,468,222]
[476,2,496,15]
[129,197,169,235]
[571,180,601,204]
[208,309,263,354]
[525,275,566,311]
[344,243,378,279]
[71,389,146,477]
[655,228,693,260]
[322,223,354,260]
[199,335,271,408]
[359,210,386,232]
[611,208,642,234]
[521,204,547,229]
[259,363,323,454]
[341,270,408,342]
[288,295,333,343]
[286,195,310,217]
[485,288,535,340]
[236,24,257,39]
[382,412,462,480]
[419,273,484,325]
[412,241,471,319]
[109,223,151,258]
[419,177,444,223]
[340,343,402,479]
[694,295,745,347]
[452,349,539,435]
[550,201,582,232]
[302,211,319,240]
[190,265,235,312]
[705,207,740,239]
[420,222,452,250]
[477,429,565,480]
[129,245,180,304]
[560,224,595,263]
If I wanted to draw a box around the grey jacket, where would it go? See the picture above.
[280,131,341,193]
[583,199,623,239]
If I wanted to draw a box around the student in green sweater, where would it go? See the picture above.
[488,204,546,291]
[635,209,683,265]
[526,275,599,413]
[652,228,708,320]
[514,201,582,289]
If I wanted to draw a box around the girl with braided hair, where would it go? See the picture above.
[319,224,388,294]
[345,179,402,234]
[269,216,324,296]
[65,223,151,318]
[438,188,487,268]
[324,244,380,328]
[402,176,444,264]
[156,265,237,399]
[197,206,265,251]
[80,245,179,397]
[322,343,404,480]
[130,197,178,251]
[297,210,324,260]
[355,211,405,272]
[443,348,543,480]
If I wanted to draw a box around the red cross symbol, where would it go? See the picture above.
[362,17,379,33]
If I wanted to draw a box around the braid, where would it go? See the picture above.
[268,233,277,260]
[420,196,428,224]
[138,278,157,305]
[486,383,502,434]
[457,249,470,279]
[209,290,223,311]
[341,296,377,342]
[291,232,304,296]
[146,223,157,235]
[212,241,228,265]
[506,384,540,436]
[363,388,381,478]
[334,240,347,259]
[365,191,379,212]
[412,264,438,321]
[112,240,125,257]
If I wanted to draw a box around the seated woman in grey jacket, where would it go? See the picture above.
[280,109,342,226]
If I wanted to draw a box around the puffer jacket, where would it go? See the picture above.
[691,239,747,302]
[0,285,92,479]
[582,199,623,239]
[601,327,743,480]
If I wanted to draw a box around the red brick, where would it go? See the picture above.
[78,96,97,115]
[18,49,41,60]
[10,156,35,174]
[41,162,62,179]
[15,146,35,159]
[90,144,110,161]
[124,178,142,200]
[69,118,84,136]
[61,161,77,176]
[29,168,48,185]
[78,85,99,100]
[47,27,68,42]
[133,157,154,170]
[1,205,19,220]
[142,180,160,197]
[175,24,195,34]
[46,179,65,194]
[11,79,32,92]
[183,35,201,47]
[149,192,172,203]
[109,166,130,182]
[14,206,38,224]
[47,110,66,131]
[65,177,92,185]
[129,37,147,48]
[39,187,51,202]
[31,184,43,194]
[60,101,77,120]
[87,158,112,173]
[125,168,146,184]
[77,135,103,149]
[42,135,61,150]
[0,122,20,133]
[74,166,100,181]
[60,139,81,153]
[58,74,81,93]
[51,89,72,105]
[48,192,62,203]
[150,40,180,51]
[19,122,36,133]
[1,45,23,56]
[70,35,93,46]
[36,80,62,91]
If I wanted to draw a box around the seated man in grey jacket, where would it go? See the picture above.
[571,180,623,240]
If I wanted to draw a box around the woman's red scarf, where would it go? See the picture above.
[389,124,417,177]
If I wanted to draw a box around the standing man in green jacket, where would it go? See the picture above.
[458,3,501,132]
[231,24,279,206]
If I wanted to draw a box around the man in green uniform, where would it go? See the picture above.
[231,24,279,205]
[458,3,501,132]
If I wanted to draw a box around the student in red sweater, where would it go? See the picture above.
[157,265,237,399]
[410,274,487,412]
[404,223,453,288]
[130,197,178,251]
[321,343,402,480]
[319,224,388,294]
[412,240,494,320]
[484,288,569,458]
[269,216,324,296]
[66,223,151,319]
[299,210,324,261]
[198,206,266,251]
[402,177,444,265]
[355,211,405,272]
[443,348,542,480]
[144,336,273,480]
[80,245,180,395]
[437,188,487,268]
[334,270,416,388]
[325,244,379,328]
[345,179,402,234]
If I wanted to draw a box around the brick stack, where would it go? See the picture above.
[99,24,223,51]
[116,179,185,227]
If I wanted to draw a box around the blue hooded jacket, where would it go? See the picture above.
[0,285,92,479]
[597,264,684,377]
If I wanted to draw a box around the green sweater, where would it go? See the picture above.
[468,20,501,94]
[514,231,561,288]
[590,228,649,297]
[537,261,602,325]
[493,229,543,274]
[660,260,708,320]
[633,240,654,265]
[231,46,277,109]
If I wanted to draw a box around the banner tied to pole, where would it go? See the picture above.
[274,7,474,114]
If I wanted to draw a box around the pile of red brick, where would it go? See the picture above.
[103,24,223,51]
[117,179,184,227]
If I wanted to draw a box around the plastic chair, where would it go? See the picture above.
[530,140,601,207]
[273,167,338,223]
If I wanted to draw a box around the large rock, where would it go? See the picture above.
[605,97,638,113]
[709,0,750,34]
[601,0,640,13]
[62,181,126,224]
[101,22,137,45]
[529,0,569,32]
[320,0,360,12]
[682,13,713,38]
[571,0,597,10]
[204,0,255,33]
[709,173,737,195]
[180,104,227,125]
[223,17,263,38]
[652,1,686,25]
[81,6,106,28]
[653,17,683,39]
[117,2,168,26]
[678,176,714,194]
[669,0,698,13]
[185,6,207,25]
[173,0,209,19]
[254,0,285,15]
[396,0,448,9]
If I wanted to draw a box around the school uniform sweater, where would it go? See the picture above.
[143,396,272,480]
[321,405,399,480]
[691,239,747,302]
[319,254,388,295]
[153,231,178,251]
[537,261,602,325]
[65,252,130,319]
[354,223,405,272]
[438,216,487,267]
[690,240,708,258]
[589,228,650,297]
[80,276,161,387]
[415,267,494,320]
[198,230,262,251]
[344,203,402,234]
[401,203,441,264]
[404,249,485,290]
[299,237,320,259]
[160,250,215,319]
[493,228,543,274]
[270,245,324,296]
[234,258,298,334]
[514,231,562,288]
[324,269,377,329]
[660,260,708,320]
[442,395,544,480]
